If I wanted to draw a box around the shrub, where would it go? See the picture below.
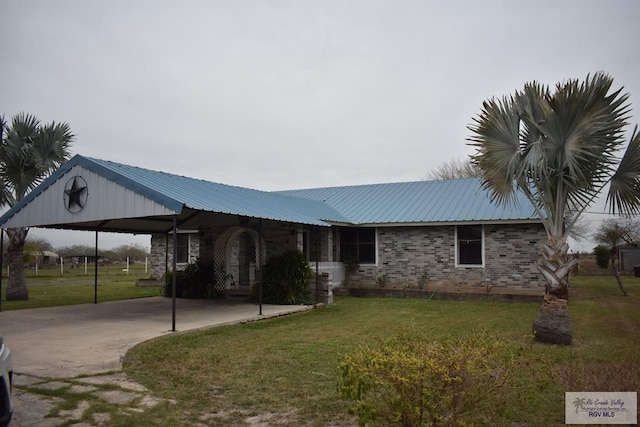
[593,245,610,269]
[163,259,217,299]
[257,250,312,304]
[338,330,516,427]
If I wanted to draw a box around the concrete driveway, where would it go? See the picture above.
[0,297,312,377]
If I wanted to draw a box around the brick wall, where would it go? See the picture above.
[149,232,200,280]
[150,221,299,280]
[347,223,547,295]
[150,222,547,296]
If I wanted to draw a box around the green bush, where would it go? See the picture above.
[338,330,516,427]
[593,245,611,269]
[163,259,217,299]
[257,250,312,304]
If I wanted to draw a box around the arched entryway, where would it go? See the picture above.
[213,226,266,295]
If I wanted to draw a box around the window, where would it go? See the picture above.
[340,227,376,264]
[176,233,190,264]
[457,225,483,266]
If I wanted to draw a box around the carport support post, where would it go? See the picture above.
[259,218,263,316]
[315,226,320,304]
[164,234,169,278]
[172,216,177,331]
[94,231,99,304]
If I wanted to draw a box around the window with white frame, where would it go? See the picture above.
[176,233,190,264]
[456,225,483,266]
[340,227,376,264]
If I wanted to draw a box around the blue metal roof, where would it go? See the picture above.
[84,156,350,225]
[0,155,350,227]
[0,154,540,229]
[277,179,539,224]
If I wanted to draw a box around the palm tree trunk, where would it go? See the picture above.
[532,239,575,345]
[5,227,29,301]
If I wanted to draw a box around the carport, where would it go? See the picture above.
[0,154,345,330]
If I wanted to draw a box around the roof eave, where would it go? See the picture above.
[322,218,543,227]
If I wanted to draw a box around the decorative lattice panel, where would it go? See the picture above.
[212,226,266,292]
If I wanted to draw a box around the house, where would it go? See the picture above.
[0,155,547,300]
[25,250,59,266]
[146,170,547,298]
[619,244,640,273]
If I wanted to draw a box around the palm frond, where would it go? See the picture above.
[0,112,74,204]
[607,126,640,215]
[33,121,75,174]
[468,72,633,243]
[0,115,5,140]
[468,96,522,206]
[10,113,40,138]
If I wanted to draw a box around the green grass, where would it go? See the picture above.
[122,276,640,426]
[1,263,161,310]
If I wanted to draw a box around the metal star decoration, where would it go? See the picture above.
[64,176,88,213]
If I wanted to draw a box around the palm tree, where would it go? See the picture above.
[468,72,640,345]
[1,113,74,300]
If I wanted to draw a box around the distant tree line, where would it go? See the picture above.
[3,236,150,264]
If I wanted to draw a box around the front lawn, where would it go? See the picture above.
[1,263,160,310]
[122,276,639,426]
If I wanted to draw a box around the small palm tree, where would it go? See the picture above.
[572,397,586,413]
[468,72,640,344]
[1,113,74,300]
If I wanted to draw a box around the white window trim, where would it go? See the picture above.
[339,227,378,266]
[455,225,485,268]
[363,228,378,266]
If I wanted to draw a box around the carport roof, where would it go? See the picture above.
[0,154,540,232]
[81,156,351,225]
[0,154,350,231]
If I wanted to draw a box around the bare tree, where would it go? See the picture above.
[424,157,481,180]
[25,236,54,252]
[566,211,591,242]
[56,245,96,257]
[112,244,150,262]
[594,218,639,296]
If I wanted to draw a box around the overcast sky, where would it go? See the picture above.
[2,0,639,250]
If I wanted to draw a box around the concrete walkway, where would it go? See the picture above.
[0,297,312,377]
[1,297,314,426]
